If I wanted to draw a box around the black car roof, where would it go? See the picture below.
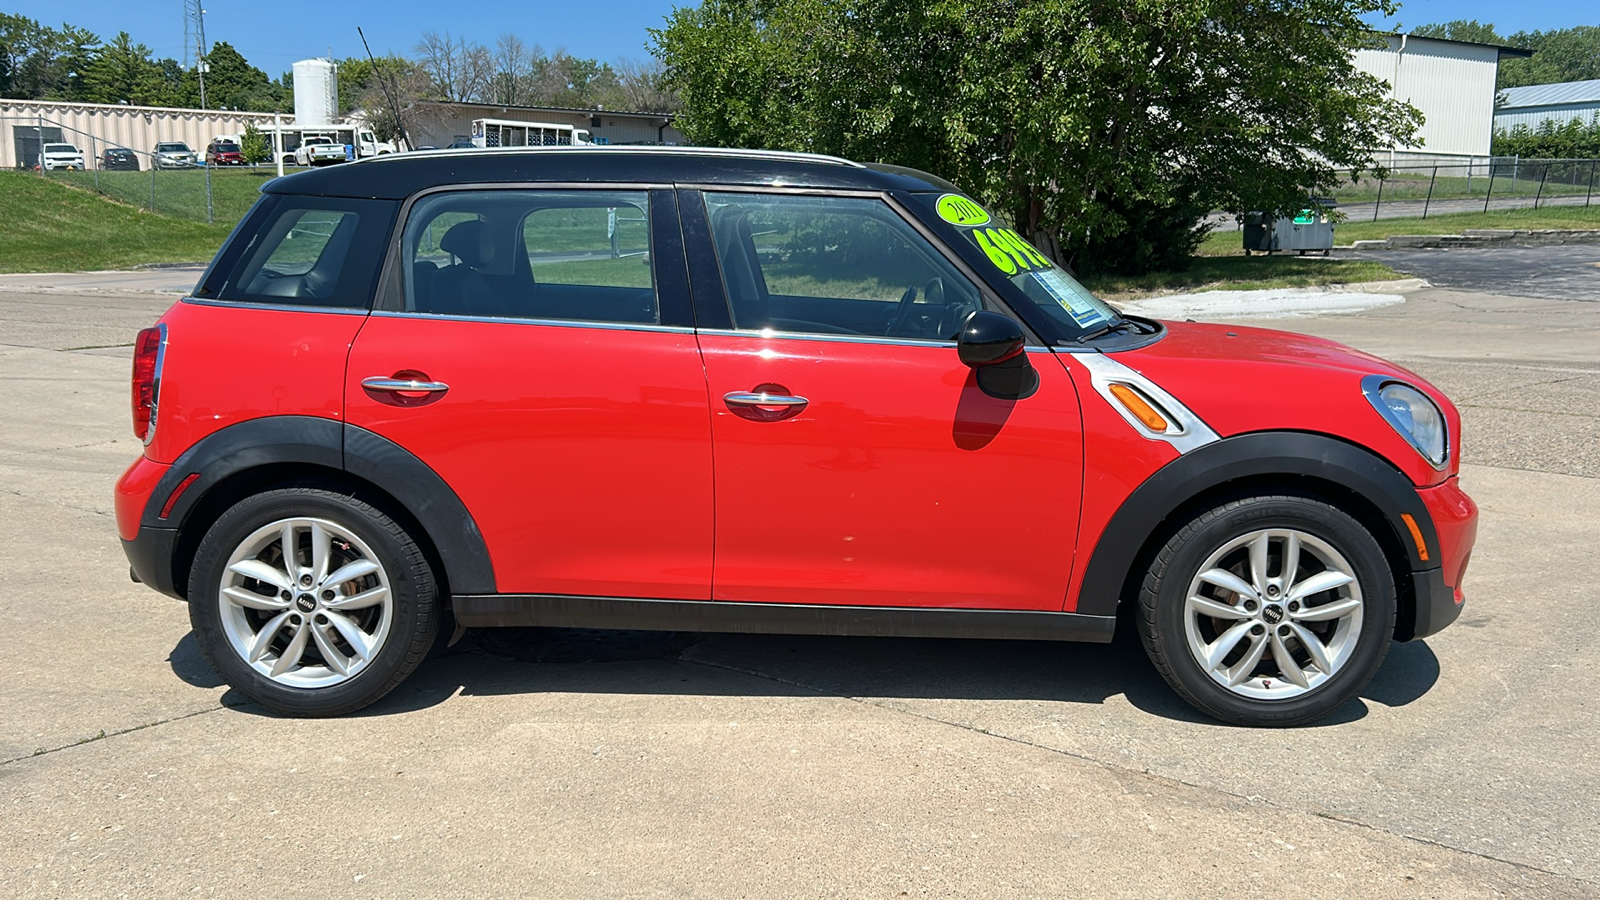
[262,146,964,200]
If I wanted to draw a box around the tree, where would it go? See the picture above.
[79,31,164,105]
[653,0,1421,275]
[180,41,284,111]
[1500,26,1600,89]
[1411,20,1504,45]
[239,122,271,164]
[414,30,492,102]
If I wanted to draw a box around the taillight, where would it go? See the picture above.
[132,324,166,442]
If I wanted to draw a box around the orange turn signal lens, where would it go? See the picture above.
[1400,513,1430,561]
[1108,383,1170,432]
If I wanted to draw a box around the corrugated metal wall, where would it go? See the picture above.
[1353,36,1500,159]
[1,99,281,169]
[1494,104,1600,133]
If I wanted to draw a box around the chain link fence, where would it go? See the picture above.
[5,114,308,227]
[1330,157,1599,221]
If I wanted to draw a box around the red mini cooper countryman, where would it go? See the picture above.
[116,148,1477,725]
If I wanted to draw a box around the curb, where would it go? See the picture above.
[1346,229,1600,251]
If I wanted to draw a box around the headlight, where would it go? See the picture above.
[1363,376,1448,468]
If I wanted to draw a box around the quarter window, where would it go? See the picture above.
[404,190,657,325]
[703,192,981,340]
[212,196,394,308]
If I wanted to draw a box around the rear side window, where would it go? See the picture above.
[402,189,657,325]
[209,196,396,308]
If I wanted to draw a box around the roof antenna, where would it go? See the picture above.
[357,26,413,152]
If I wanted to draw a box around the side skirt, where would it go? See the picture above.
[452,594,1117,643]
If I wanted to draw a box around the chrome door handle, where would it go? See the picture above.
[362,376,450,393]
[723,391,808,407]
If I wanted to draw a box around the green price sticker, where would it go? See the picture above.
[936,194,991,227]
[973,226,1049,274]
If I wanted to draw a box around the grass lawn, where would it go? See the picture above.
[0,171,232,273]
[1082,255,1399,299]
[42,165,304,226]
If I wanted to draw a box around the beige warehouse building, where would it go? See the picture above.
[2,99,284,169]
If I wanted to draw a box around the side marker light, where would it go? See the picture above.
[1108,383,1170,432]
[1400,513,1430,562]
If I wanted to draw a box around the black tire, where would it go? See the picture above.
[188,487,439,717]
[1137,494,1395,727]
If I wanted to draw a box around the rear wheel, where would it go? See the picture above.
[1138,494,1395,726]
[188,487,439,717]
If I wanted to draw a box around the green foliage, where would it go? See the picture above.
[1410,20,1505,45]
[239,123,271,164]
[78,32,165,105]
[652,0,1421,276]
[1493,117,1600,159]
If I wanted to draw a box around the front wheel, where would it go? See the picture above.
[188,487,439,717]
[1138,494,1395,727]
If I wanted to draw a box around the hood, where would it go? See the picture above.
[1107,320,1459,485]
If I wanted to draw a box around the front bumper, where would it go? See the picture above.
[1404,477,1478,640]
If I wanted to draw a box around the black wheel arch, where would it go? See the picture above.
[1076,431,1441,637]
[144,416,495,599]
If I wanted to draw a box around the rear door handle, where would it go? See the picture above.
[723,391,808,407]
[361,376,450,393]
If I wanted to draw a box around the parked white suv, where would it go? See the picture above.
[40,142,86,170]
[154,142,199,168]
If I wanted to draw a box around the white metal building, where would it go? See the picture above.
[1352,34,1533,164]
[1494,79,1600,133]
[410,101,682,149]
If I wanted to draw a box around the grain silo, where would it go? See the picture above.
[292,59,339,128]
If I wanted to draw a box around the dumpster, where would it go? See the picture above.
[1243,202,1336,256]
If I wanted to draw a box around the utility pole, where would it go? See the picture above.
[184,0,210,109]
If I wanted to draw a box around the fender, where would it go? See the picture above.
[1075,431,1440,618]
[144,415,495,595]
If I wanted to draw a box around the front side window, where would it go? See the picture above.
[403,190,657,325]
[916,193,1121,337]
[212,196,394,308]
[703,192,982,340]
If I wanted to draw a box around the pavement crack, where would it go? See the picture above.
[0,701,248,767]
[679,654,1598,890]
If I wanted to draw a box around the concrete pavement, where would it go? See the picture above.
[1,277,1596,898]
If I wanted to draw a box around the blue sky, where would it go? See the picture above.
[7,0,1597,76]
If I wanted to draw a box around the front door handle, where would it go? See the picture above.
[723,385,808,422]
[362,376,450,393]
[723,391,808,408]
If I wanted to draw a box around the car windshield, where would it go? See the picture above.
[215,143,239,152]
[915,193,1123,339]
[157,143,189,152]
[44,143,76,152]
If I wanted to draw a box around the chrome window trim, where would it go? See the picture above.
[1069,352,1220,454]
[370,310,695,334]
[181,297,371,316]
[1361,374,1451,470]
[693,327,956,349]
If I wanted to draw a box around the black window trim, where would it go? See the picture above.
[373,180,695,330]
[675,184,1043,348]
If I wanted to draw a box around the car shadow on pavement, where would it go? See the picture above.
[176,621,1440,727]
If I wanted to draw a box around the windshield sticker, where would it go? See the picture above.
[1031,268,1110,327]
[973,227,1049,274]
[936,194,991,227]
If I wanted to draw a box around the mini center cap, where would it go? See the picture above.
[1262,604,1285,625]
[295,594,317,613]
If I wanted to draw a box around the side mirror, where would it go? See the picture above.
[957,311,1025,368]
